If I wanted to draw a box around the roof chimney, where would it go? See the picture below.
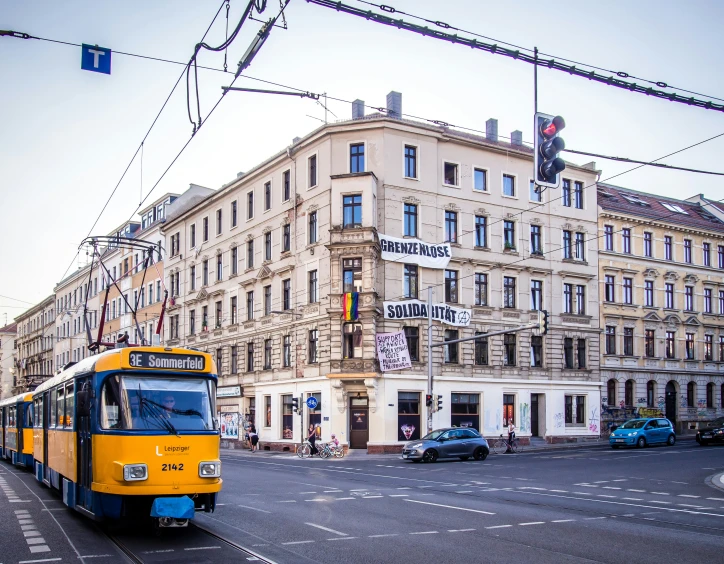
[511,130,523,146]
[292,136,301,145]
[352,99,365,119]
[386,91,402,119]
[486,118,498,142]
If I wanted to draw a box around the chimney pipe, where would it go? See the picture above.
[486,118,498,142]
[511,130,523,146]
[386,91,402,119]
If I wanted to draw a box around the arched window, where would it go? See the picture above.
[625,379,635,407]
[687,381,696,408]
[343,323,363,359]
[647,381,655,408]
[607,379,617,407]
[707,382,714,409]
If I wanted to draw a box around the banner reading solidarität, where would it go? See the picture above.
[379,233,452,269]
[383,300,471,327]
[376,330,412,372]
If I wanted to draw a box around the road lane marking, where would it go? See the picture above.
[275,500,296,503]
[328,537,357,541]
[282,541,313,545]
[627,489,645,492]
[300,491,317,494]
[623,498,643,501]
[550,490,568,493]
[597,495,616,498]
[678,495,699,498]
[651,492,670,496]
[362,496,383,499]
[519,522,545,526]
[389,494,409,497]
[448,528,476,532]
[305,499,329,502]
[486,525,512,529]
[456,491,474,494]
[18,559,61,563]
[584,517,607,520]
[184,546,221,551]
[305,523,348,536]
[369,534,398,538]
[409,531,438,535]
[650,501,671,505]
[335,497,355,500]
[551,519,575,523]
[238,505,271,513]
[404,499,495,515]
[602,487,622,490]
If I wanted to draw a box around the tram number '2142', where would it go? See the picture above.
[161,463,184,471]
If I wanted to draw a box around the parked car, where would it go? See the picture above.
[402,427,489,463]
[609,418,675,449]
[696,416,724,446]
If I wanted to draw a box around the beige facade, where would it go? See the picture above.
[0,323,17,399]
[54,265,100,370]
[14,295,55,392]
[163,102,602,452]
[598,185,724,434]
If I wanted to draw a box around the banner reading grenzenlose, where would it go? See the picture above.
[379,233,452,269]
[383,300,471,327]
[376,330,412,372]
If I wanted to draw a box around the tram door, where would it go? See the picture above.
[42,392,50,485]
[76,378,93,511]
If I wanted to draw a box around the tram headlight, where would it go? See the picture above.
[199,461,221,477]
[123,464,148,481]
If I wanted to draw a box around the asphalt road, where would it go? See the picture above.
[1,442,723,563]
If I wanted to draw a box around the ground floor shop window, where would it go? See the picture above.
[248,397,256,428]
[565,395,585,426]
[451,393,480,431]
[264,395,271,428]
[503,394,515,427]
[281,394,294,439]
[308,392,321,432]
[398,391,420,441]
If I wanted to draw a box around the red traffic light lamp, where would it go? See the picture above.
[534,113,566,188]
[425,394,433,407]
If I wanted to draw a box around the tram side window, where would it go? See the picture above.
[65,383,74,428]
[33,399,41,427]
[50,389,57,427]
[25,403,34,427]
[101,375,122,429]
[9,406,16,427]
[57,387,66,428]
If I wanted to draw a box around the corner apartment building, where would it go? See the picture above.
[54,264,100,369]
[163,94,602,452]
[598,184,724,434]
[0,323,17,399]
[14,296,55,392]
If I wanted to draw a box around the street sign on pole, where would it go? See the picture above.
[81,44,112,75]
[306,396,318,410]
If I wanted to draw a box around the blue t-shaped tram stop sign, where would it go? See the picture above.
[81,44,112,75]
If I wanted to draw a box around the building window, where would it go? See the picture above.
[202,260,209,286]
[623,327,634,356]
[343,194,362,228]
[282,224,291,252]
[474,168,487,191]
[246,291,254,321]
[474,333,488,366]
[685,333,695,359]
[398,392,420,442]
[665,283,674,309]
[281,395,293,439]
[474,273,488,306]
[231,201,237,228]
[646,381,655,407]
[625,380,634,407]
[503,277,516,308]
[664,236,673,260]
[308,329,318,363]
[576,285,586,315]
[309,154,317,187]
[283,335,291,367]
[503,174,515,197]
[707,382,714,408]
[264,181,271,211]
[605,326,616,355]
[216,254,222,282]
[189,310,196,335]
[202,306,208,331]
[230,296,237,325]
[704,288,712,313]
[623,278,633,305]
[565,396,585,425]
[231,247,238,276]
[684,239,693,263]
[247,240,254,269]
[666,331,676,358]
[343,323,362,358]
[215,300,222,328]
[645,329,655,357]
[451,394,480,430]
[607,379,617,407]
[404,204,418,237]
[247,191,254,220]
[404,145,417,179]
[264,232,272,261]
[503,394,515,427]
[282,279,291,310]
[685,286,694,311]
[404,326,419,362]
[574,181,584,209]
[503,334,516,366]
[215,348,222,373]
[622,228,631,254]
[190,265,196,291]
[203,217,209,242]
[264,339,272,370]
[445,211,458,243]
[264,285,271,317]
[563,230,572,259]
[687,381,695,408]
[562,179,571,207]
[283,169,291,202]
[350,143,365,173]
[343,258,362,293]
[445,270,458,303]
[530,336,543,367]
[604,225,613,251]
[247,342,254,372]
[577,339,586,369]
[403,264,418,299]
[575,232,585,261]
[216,209,222,235]
[530,225,542,254]
[605,275,615,302]
[643,232,652,257]
[444,330,459,364]
[231,345,238,374]
[719,245,724,269]
[308,270,318,303]
[190,224,196,248]
[531,280,543,311]
[530,180,541,202]
[563,284,573,313]
[720,290,724,314]
[443,162,459,186]
[704,334,713,361]
[503,221,516,249]
[475,215,487,247]
[309,211,318,244]
[170,233,180,257]
[644,280,654,307]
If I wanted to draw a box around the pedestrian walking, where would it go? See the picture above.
[308,423,318,455]
[249,424,259,452]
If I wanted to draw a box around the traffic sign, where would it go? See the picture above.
[306,396,318,410]
[81,44,112,75]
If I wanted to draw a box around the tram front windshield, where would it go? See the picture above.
[101,374,216,431]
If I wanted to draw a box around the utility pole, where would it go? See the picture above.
[427,286,433,434]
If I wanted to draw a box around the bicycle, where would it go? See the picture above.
[492,434,522,454]
[318,442,345,459]
[296,439,319,458]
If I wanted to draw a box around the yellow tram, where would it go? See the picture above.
[0,392,34,467]
[30,346,222,525]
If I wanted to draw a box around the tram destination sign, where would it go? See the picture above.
[129,352,206,371]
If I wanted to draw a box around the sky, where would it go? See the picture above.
[2,0,724,326]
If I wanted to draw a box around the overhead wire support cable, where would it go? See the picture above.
[564,148,724,176]
[221,86,319,98]
[306,0,724,113]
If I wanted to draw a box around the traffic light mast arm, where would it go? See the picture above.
[429,322,543,348]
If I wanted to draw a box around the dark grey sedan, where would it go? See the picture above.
[402,428,489,463]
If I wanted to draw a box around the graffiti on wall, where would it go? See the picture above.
[636,397,647,407]
[657,396,665,411]
[588,408,599,434]
[520,403,530,434]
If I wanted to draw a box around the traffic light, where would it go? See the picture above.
[437,395,443,411]
[534,113,566,188]
[292,397,299,414]
[425,394,433,407]
[537,309,549,335]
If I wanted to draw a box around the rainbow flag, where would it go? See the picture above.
[343,292,359,321]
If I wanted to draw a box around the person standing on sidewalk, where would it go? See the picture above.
[308,423,319,455]
[249,424,259,452]
[507,420,516,453]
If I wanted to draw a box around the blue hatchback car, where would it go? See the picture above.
[609,418,676,449]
